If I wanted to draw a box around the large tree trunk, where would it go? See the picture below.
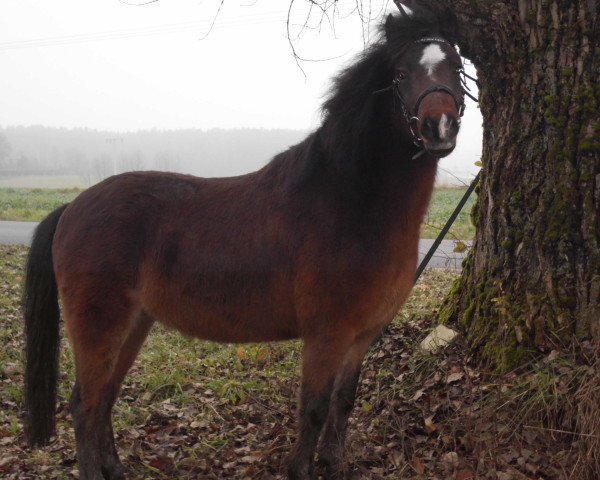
[422,0,599,370]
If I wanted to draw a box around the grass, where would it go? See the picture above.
[0,186,477,239]
[0,188,81,221]
[0,174,88,189]
[422,187,476,240]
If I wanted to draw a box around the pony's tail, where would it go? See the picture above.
[23,204,68,447]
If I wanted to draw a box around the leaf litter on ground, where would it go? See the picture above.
[0,245,585,478]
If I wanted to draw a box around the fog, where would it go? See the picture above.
[0,125,478,188]
[0,0,481,188]
[0,126,306,185]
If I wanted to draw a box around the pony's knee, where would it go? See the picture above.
[299,389,332,431]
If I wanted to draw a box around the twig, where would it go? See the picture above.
[120,0,159,5]
[523,425,600,439]
[198,0,226,41]
[286,0,306,78]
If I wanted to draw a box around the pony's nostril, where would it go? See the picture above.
[437,114,459,140]
[420,118,438,141]
[448,116,460,138]
[420,114,459,144]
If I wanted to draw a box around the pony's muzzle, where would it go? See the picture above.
[419,112,459,157]
[416,90,461,157]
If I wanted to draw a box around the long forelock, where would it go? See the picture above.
[383,6,458,58]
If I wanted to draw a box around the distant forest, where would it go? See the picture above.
[0,126,307,183]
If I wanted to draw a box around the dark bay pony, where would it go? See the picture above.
[23,3,466,479]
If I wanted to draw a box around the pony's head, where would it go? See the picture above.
[384,3,464,157]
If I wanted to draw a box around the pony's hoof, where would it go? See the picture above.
[101,460,126,480]
[287,458,315,480]
[317,453,346,480]
[317,443,347,480]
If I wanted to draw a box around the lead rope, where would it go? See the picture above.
[414,170,481,282]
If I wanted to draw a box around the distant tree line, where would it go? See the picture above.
[0,126,306,183]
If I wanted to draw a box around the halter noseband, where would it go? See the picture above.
[395,80,466,147]
[375,37,469,148]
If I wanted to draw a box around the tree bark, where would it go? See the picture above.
[420,0,599,370]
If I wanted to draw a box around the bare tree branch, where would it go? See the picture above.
[198,0,226,41]
[119,0,159,6]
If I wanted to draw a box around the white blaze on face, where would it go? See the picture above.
[419,44,446,77]
[401,5,413,16]
[439,113,450,139]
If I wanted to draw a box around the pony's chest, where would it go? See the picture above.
[359,241,419,322]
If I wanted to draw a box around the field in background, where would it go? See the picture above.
[423,188,476,240]
[0,188,81,222]
[0,186,476,239]
[0,175,89,189]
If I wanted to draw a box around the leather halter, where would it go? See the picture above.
[374,37,469,148]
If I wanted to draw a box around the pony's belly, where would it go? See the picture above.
[142,289,300,343]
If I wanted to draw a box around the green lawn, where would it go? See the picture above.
[0,188,81,222]
[0,186,476,239]
[422,187,476,240]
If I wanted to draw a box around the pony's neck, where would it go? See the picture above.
[315,43,427,196]
[277,43,438,226]
[318,89,429,210]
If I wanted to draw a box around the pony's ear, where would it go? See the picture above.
[393,0,415,17]
[385,14,397,41]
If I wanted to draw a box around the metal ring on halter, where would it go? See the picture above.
[408,117,422,146]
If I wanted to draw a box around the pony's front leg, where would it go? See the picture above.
[317,329,379,479]
[287,335,351,480]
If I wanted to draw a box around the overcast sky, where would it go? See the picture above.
[0,0,481,177]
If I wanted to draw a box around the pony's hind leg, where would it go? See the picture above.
[67,303,153,480]
[98,312,154,479]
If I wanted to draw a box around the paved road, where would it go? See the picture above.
[0,221,38,246]
[0,221,470,270]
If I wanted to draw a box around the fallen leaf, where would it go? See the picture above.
[453,241,468,253]
[456,468,475,479]
[441,451,459,468]
[236,346,246,360]
[424,416,437,433]
[420,325,459,352]
[390,450,403,467]
[412,455,425,475]
[412,389,425,401]
[446,372,464,384]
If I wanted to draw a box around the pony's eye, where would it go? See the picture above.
[397,71,407,80]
